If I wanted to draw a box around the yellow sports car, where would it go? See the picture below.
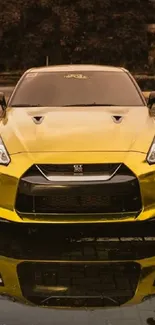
[0,64,155,224]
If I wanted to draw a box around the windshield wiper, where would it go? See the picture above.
[63,103,117,107]
[11,103,117,107]
[11,104,42,107]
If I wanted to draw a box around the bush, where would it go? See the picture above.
[0,0,153,71]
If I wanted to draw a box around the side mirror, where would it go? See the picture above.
[148,91,155,109]
[0,92,6,111]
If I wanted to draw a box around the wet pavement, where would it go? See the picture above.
[0,299,155,325]
[0,223,154,324]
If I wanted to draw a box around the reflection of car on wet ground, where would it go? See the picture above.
[0,65,155,224]
[0,223,155,308]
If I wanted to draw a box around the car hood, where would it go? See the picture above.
[1,105,154,155]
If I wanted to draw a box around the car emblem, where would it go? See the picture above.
[112,115,123,123]
[73,164,83,174]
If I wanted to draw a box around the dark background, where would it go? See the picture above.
[0,0,154,74]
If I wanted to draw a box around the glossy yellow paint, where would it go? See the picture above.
[0,255,155,308]
[0,65,154,223]
[0,150,154,223]
[0,102,155,223]
[1,105,153,154]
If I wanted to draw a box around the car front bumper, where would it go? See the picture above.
[0,151,155,223]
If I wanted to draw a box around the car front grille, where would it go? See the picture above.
[17,261,140,307]
[36,163,120,176]
[15,163,142,217]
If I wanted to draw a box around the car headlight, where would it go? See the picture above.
[0,137,10,166]
[147,137,155,165]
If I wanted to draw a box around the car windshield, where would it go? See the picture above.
[9,70,144,107]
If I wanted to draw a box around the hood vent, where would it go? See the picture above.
[112,115,123,123]
[32,116,44,124]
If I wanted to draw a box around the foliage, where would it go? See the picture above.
[0,0,153,71]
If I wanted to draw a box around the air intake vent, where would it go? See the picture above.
[32,116,44,124]
[112,116,123,123]
[15,163,142,216]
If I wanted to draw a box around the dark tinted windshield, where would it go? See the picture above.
[10,70,144,107]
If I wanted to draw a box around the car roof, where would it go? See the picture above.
[27,64,127,73]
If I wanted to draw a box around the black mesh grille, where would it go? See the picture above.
[15,163,142,216]
[17,261,140,307]
[34,191,139,213]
